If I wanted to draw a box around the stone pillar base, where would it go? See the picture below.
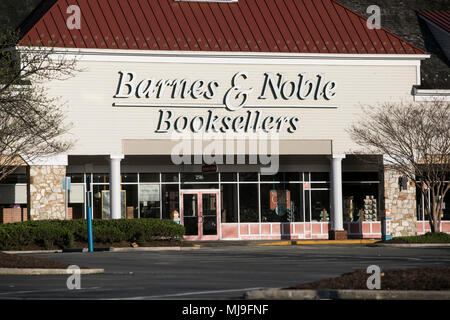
[329,230,348,240]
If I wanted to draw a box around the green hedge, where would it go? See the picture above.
[0,219,185,250]
[391,232,450,244]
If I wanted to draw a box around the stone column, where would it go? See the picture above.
[382,166,417,237]
[110,155,124,219]
[329,154,348,240]
[27,155,68,220]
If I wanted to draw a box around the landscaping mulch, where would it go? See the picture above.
[289,267,450,291]
[0,252,85,269]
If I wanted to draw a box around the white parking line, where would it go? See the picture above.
[117,287,266,300]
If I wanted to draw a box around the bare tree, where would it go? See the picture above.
[348,100,450,233]
[0,28,77,181]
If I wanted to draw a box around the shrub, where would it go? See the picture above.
[0,218,185,250]
[391,232,450,243]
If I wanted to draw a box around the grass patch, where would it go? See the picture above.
[387,232,450,244]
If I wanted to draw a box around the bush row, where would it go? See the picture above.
[0,218,185,250]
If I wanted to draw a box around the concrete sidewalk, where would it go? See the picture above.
[244,288,450,300]
[189,239,380,247]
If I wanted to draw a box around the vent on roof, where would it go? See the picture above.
[175,0,237,3]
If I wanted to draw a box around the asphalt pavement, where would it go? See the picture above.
[0,245,449,300]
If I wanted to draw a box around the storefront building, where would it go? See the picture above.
[2,0,449,239]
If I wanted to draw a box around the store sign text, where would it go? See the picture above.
[114,71,338,133]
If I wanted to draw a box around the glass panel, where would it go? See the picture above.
[181,173,218,182]
[161,173,179,183]
[221,184,238,223]
[220,173,237,182]
[162,184,179,219]
[342,172,379,182]
[343,183,379,222]
[139,184,160,219]
[311,190,330,222]
[140,173,159,182]
[239,172,258,182]
[310,172,330,181]
[0,174,27,184]
[202,194,217,235]
[67,173,84,183]
[180,183,219,189]
[305,190,311,222]
[69,204,84,219]
[93,185,108,219]
[239,183,259,222]
[69,184,84,203]
[100,190,126,219]
[121,173,137,183]
[93,173,109,183]
[183,194,198,236]
[122,184,139,219]
[260,183,300,222]
[443,191,450,220]
[310,183,330,189]
[260,172,301,182]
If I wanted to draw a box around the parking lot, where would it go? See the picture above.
[0,245,449,300]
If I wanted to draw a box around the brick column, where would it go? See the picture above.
[382,166,417,237]
[27,165,67,220]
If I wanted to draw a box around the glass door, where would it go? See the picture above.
[181,190,220,240]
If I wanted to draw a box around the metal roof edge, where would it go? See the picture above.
[16,46,431,61]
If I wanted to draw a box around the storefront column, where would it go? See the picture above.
[329,154,347,240]
[110,155,124,219]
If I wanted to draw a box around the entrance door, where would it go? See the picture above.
[181,190,220,241]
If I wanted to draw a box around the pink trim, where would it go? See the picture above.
[221,224,238,239]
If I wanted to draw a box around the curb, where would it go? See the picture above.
[109,246,201,252]
[244,288,450,300]
[256,240,380,246]
[0,268,104,276]
[370,243,450,248]
[2,246,200,254]
[2,250,63,254]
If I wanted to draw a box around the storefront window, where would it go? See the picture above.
[343,183,379,221]
[305,190,311,222]
[1,173,27,184]
[139,184,160,218]
[69,184,85,219]
[239,183,259,222]
[121,184,138,218]
[162,173,179,183]
[181,173,218,182]
[93,173,109,183]
[139,173,159,182]
[221,184,238,223]
[311,172,329,181]
[239,173,258,182]
[67,173,84,183]
[121,173,138,183]
[260,172,301,182]
[311,190,330,222]
[260,183,301,222]
[93,185,109,219]
[162,184,179,219]
[220,173,237,182]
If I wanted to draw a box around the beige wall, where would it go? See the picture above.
[46,57,418,155]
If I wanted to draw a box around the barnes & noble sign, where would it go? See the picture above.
[113,71,338,134]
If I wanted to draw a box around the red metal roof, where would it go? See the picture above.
[19,0,425,54]
[417,10,450,34]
